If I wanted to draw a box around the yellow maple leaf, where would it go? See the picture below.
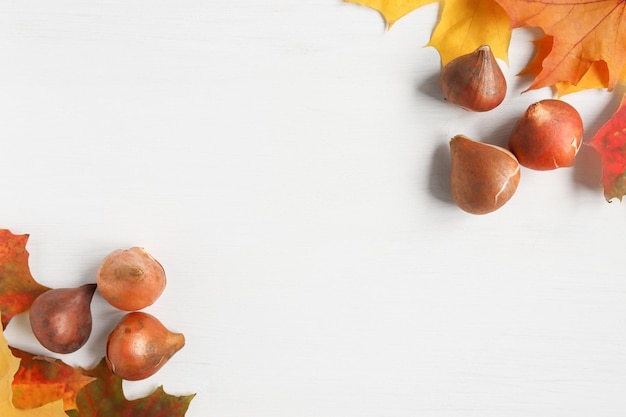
[0,318,66,417]
[344,0,511,65]
[343,0,436,28]
[427,0,511,66]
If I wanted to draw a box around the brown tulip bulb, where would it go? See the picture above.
[509,99,584,170]
[29,283,97,354]
[106,311,185,381]
[450,135,520,214]
[96,247,166,311]
[439,45,507,112]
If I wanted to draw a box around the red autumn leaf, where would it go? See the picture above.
[0,230,50,329]
[496,0,626,91]
[73,358,195,417]
[587,94,626,202]
[9,348,95,412]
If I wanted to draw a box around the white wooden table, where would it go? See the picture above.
[1,1,625,416]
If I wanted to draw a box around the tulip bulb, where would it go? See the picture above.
[106,311,185,381]
[450,135,520,214]
[96,247,166,311]
[509,99,584,170]
[439,45,507,112]
[29,284,97,354]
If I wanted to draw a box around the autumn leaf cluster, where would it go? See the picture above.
[345,0,626,202]
[346,0,626,95]
[0,229,195,417]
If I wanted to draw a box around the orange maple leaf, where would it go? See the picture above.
[496,0,626,91]
[522,35,626,96]
[0,317,65,417]
[0,231,50,329]
[10,348,95,412]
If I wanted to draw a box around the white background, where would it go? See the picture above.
[1,1,626,416]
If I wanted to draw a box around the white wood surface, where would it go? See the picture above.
[1,1,626,416]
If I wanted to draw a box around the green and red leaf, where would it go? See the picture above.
[74,358,195,417]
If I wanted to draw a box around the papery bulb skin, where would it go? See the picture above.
[509,99,584,170]
[439,45,507,112]
[96,247,166,311]
[29,283,97,354]
[450,135,520,214]
[106,311,185,381]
